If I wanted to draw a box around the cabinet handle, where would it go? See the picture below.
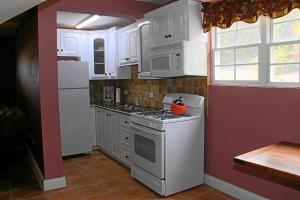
[124,121,128,124]
[168,34,172,38]
[176,53,180,56]
[164,35,168,38]
[57,49,59,52]
[125,137,129,140]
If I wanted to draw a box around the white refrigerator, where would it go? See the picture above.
[58,61,92,156]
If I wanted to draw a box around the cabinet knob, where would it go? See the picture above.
[164,35,168,38]
[124,121,128,124]
[168,34,172,38]
[125,137,129,140]
[125,155,129,159]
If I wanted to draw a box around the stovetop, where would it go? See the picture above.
[136,110,192,120]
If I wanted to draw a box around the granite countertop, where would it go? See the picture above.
[91,102,157,115]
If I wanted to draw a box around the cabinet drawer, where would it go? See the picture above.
[122,147,131,168]
[122,128,130,147]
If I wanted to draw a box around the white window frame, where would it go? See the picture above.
[211,11,300,88]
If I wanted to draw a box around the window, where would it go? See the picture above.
[212,9,300,87]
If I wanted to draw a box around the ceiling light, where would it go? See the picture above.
[76,15,100,29]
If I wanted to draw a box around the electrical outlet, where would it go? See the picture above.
[149,92,154,98]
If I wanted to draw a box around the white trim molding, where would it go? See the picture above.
[27,148,66,191]
[204,174,268,200]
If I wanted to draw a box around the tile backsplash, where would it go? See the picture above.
[90,65,207,108]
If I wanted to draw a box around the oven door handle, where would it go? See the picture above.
[130,123,164,138]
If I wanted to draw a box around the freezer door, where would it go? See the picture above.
[58,61,89,89]
[59,88,92,156]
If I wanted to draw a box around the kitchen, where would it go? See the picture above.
[0,0,299,199]
[57,0,208,196]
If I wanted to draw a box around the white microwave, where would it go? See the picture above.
[150,41,207,77]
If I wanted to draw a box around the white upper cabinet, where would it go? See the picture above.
[89,32,108,79]
[152,13,169,44]
[57,29,89,60]
[118,23,139,66]
[128,29,138,64]
[106,27,118,78]
[169,6,188,42]
[145,0,206,45]
[60,33,79,55]
[118,31,129,65]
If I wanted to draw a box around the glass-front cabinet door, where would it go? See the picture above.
[89,33,108,79]
[94,38,105,75]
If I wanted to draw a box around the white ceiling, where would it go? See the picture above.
[0,0,45,24]
[57,11,135,30]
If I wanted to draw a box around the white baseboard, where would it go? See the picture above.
[27,148,66,191]
[204,174,268,200]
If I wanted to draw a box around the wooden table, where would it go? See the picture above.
[234,142,300,182]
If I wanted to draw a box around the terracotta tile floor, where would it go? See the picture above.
[0,151,236,200]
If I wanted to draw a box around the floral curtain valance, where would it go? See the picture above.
[201,0,300,33]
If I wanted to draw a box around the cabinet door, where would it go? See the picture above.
[139,23,151,75]
[111,112,121,160]
[60,33,79,56]
[104,111,113,153]
[152,12,169,45]
[128,29,138,64]
[90,107,96,148]
[118,32,129,65]
[57,30,61,55]
[96,108,105,149]
[169,6,188,42]
[106,30,117,77]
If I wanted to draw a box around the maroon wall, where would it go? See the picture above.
[37,0,158,179]
[206,85,300,199]
[15,9,44,172]
[0,37,16,104]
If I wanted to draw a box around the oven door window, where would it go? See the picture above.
[134,134,156,163]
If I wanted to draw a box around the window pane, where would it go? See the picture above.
[273,20,300,42]
[215,66,234,81]
[236,47,259,64]
[215,49,234,65]
[270,64,299,82]
[237,21,259,29]
[274,9,300,23]
[237,28,260,45]
[217,23,236,33]
[217,32,236,48]
[236,65,259,81]
[271,43,300,63]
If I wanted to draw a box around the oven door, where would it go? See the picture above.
[130,123,165,179]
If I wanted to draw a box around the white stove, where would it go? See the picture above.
[130,93,205,196]
[130,93,204,131]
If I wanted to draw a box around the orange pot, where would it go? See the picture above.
[171,99,186,115]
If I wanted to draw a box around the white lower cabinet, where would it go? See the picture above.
[95,107,131,167]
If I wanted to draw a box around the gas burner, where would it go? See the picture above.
[137,109,192,120]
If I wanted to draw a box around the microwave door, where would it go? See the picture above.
[150,52,172,77]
